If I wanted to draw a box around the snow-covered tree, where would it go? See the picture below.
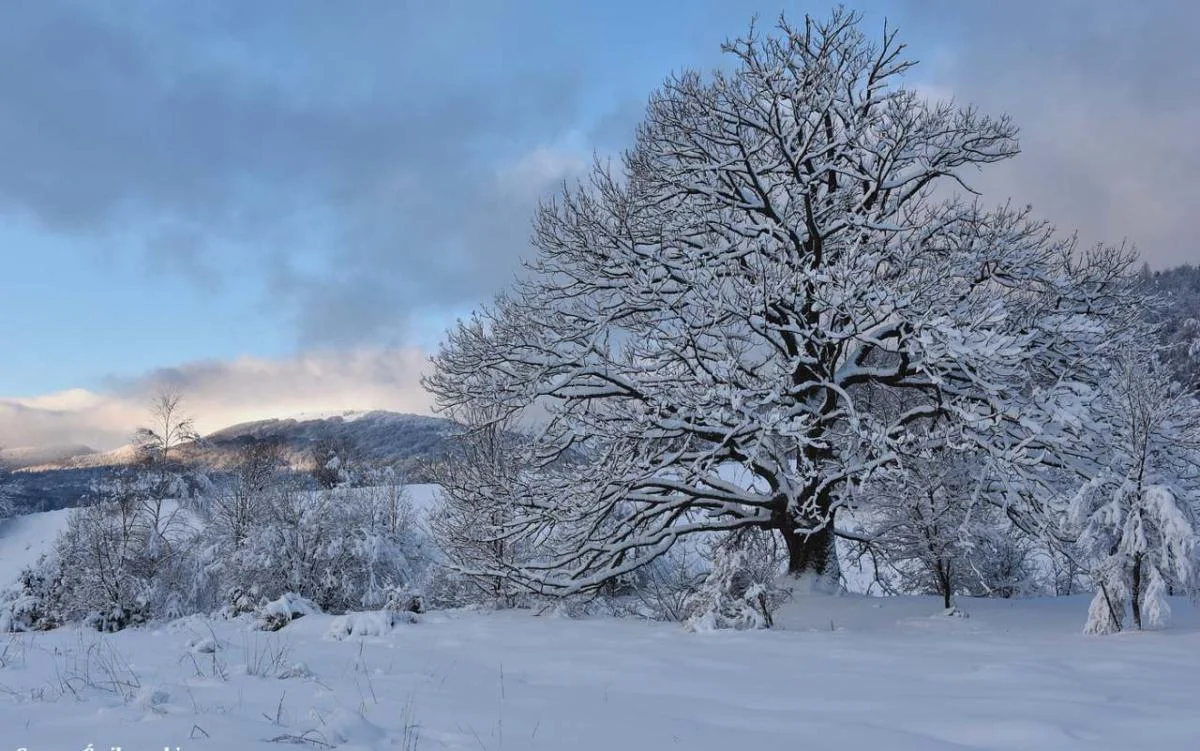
[857,426,1046,608]
[864,447,979,609]
[310,436,361,489]
[48,469,202,629]
[426,9,1138,594]
[428,413,539,607]
[1071,348,1200,633]
[208,439,287,549]
[21,394,209,629]
[359,462,414,535]
[0,445,21,521]
[134,391,199,465]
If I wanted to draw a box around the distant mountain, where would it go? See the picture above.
[0,444,97,471]
[8,410,460,512]
[19,444,143,472]
[183,410,459,474]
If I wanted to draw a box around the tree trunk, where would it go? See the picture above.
[939,562,952,610]
[1131,554,1144,630]
[779,518,840,589]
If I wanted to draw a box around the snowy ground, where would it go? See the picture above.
[3,502,1200,750]
[0,594,1197,750]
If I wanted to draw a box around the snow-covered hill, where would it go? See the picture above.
[19,443,142,471]
[8,411,459,511]
[193,409,457,471]
[21,410,457,474]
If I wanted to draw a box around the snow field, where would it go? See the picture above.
[0,594,1197,750]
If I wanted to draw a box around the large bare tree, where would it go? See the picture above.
[426,9,1136,593]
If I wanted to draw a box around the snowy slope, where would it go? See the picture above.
[0,506,73,584]
[180,410,457,478]
[405,482,443,518]
[19,443,142,471]
[200,410,456,463]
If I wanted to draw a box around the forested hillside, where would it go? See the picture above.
[1147,264,1200,386]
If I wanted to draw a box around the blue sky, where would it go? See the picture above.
[1,0,1197,448]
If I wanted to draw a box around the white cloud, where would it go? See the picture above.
[497,145,587,200]
[0,349,433,451]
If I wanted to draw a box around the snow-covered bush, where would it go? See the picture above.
[36,469,203,630]
[309,436,362,489]
[23,437,429,629]
[199,472,427,616]
[327,609,417,640]
[381,587,424,614]
[253,593,319,631]
[0,562,62,632]
[685,528,790,631]
[1044,540,1087,597]
[422,566,485,611]
[962,522,1046,599]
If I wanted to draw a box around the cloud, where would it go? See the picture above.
[269,142,588,346]
[0,390,139,452]
[0,349,433,451]
[896,0,1200,267]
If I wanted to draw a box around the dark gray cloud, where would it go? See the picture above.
[1,0,1195,360]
